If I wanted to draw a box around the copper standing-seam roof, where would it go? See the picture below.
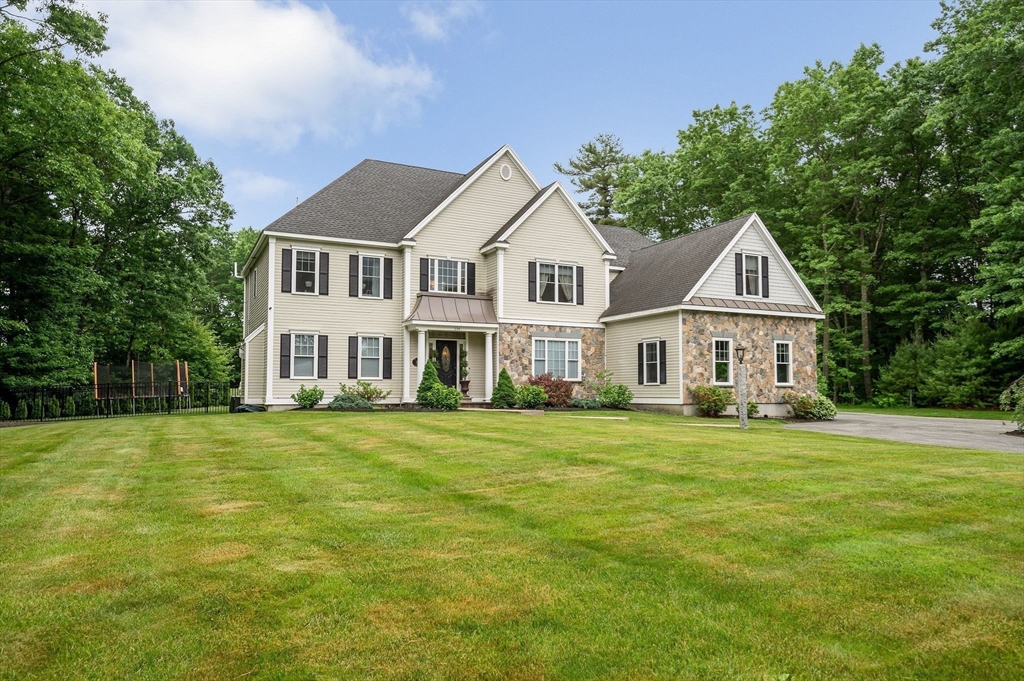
[688,296,821,316]
[405,293,499,325]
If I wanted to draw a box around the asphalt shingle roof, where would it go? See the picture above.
[602,215,753,318]
[263,160,466,243]
[596,225,655,267]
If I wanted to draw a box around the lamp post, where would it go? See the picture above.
[735,344,748,430]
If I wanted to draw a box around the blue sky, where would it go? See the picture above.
[89,1,942,231]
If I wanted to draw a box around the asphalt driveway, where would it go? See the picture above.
[785,411,1023,453]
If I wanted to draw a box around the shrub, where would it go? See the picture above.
[528,373,574,407]
[15,400,28,420]
[583,369,613,399]
[783,392,815,419]
[810,395,837,420]
[32,397,42,419]
[327,393,373,411]
[338,380,391,404]
[0,401,10,420]
[291,384,324,409]
[873,395,903,408]
[689,385,735,417]
[416,361,441,404]
[47,397,61,419]
[491,368,517,409]
[63,396,76,418]
[599,383,633,409]
[1000,376,1024,433]
[570,397,601,409]
[421,383,462,410]
[515,384,548,409]
[746,401,759,417]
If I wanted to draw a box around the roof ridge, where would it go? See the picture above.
[633,213,754,253]
[359,158,464,176]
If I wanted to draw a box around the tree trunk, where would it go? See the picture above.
[860,278,872,400]
[821,286,830,384]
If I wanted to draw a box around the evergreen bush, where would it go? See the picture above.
[1000,377,1024,433]
[327,393,373,411]
[421,383,462,410]
[689,385,734,416]
[416,361,441,404]
[515,385,548,409]
[338,381,391,404]
[569,397,601,409]
[783,392,815,419]
[290,384,324,409]
[746,401,759,417]
[810,395,837,420]
[15,400,28,420]
[0,401,10,420]
[63,396,76,418]
[491,368,517,409]
[47,396,61,418]
[599,383,634,409]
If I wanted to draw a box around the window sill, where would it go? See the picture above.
[536,299,577,306]
[713,383,734,388]
[357,295,384,300]
[775,383,794,388]
[291,291,319,296]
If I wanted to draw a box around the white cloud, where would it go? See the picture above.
[226,170,294,202]
[403,1,482,42]
[87,1,435,149]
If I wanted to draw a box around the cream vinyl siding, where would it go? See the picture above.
[466,333,487,400]
[605,312,680,402]
[411,152,537,288]
[694,227,809,305]
[244,246,269,337]
[244,330,266,403]
[502,194,607,325]
[271,241,405,402]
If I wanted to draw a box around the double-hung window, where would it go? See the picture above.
[643,340,660,385]
[293,334,315,378]
[361,255,382,298]
[359,336,381,379]
[429,259,468,294]
[538,262,575,303]
[294,250,318,294]
[713,338,732,385]
[533,338,580,380]
[775,341,793,385]
[744,254,760,296]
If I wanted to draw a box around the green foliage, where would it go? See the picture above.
[14,400,27,420]
[491,368,517,409]
[689,385,736,417]
[327,393,373,412]
[999,377,1024,433]
[338,381,391,404]
[527,374,574,407]
[876,342,927,404]
[46,396,60,418]
[290,385,324,409]
[420,384,462,411]
[515,385,548,409]
[459,345,469,381]
[554,134,629,225]
[0,401,10,420]
[416,362,441,404]
[746,401,759,417]
[63,396,75,418]
[783,392,836,420]
[569,397,601,410]
[598,383,634,410]
[810,396,838,421]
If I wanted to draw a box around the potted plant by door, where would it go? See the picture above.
[459,345,470,397]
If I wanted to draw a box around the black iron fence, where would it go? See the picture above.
[0,382,237,423]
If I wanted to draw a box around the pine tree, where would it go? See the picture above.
[554,134,629,225]
[0,401,10,420]
[491,368,517,409]
[63,396,76,418]
[416,361,441,404]
[15,400,27,420]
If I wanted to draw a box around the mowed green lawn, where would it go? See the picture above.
[1,411,1021,680]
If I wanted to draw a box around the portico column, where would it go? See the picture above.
[485,331,494,400]
[417,329,427,390]
[402,329,411,403]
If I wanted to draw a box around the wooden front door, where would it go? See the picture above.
[435,340,458,387]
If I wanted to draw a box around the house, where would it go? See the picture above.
[239,145,823,415]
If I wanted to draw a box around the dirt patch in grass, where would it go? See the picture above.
[199,501,261,516]
[198,542,253,565]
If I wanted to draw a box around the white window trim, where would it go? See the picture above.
[291,248,320,296]
[359,254,384,300]
[291,332,317,379]
[741,252,760,298]
[536,260,576,305]
[713,337,733,386]
[641,339,661,386]
[775,340,793,386]
[358,334,384,380]
[428,258,469,295]
[532,337,581,381]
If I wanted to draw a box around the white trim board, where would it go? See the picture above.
[243,323,266,345]
[601,304,824,323]
[485,183,614,255]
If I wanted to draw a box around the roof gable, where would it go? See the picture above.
[481,182,613,254]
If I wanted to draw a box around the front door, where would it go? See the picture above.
[435,340,458,387]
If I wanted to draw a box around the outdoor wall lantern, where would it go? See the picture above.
[735,344,747,365]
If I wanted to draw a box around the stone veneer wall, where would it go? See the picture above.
[681,312,817,404]
[498,324,605,394]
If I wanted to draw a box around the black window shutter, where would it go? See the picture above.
[280,334,291,378]
[319,253,329,296]
[419,258,429,292]
[317,335,328,379]
[659,340,667,384]
[382,337,392,379]
[384,258,393,299]
[637,343,645,385]
[761,255,769,298]
[735,253,743,295]
[528,261,537,302]
[348,336,358,379]
[349,254,359,297]
[576,266,584,305]
[466,262,476,295]
[281,249,292,293]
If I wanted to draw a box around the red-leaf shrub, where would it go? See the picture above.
[528,373,574,407]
